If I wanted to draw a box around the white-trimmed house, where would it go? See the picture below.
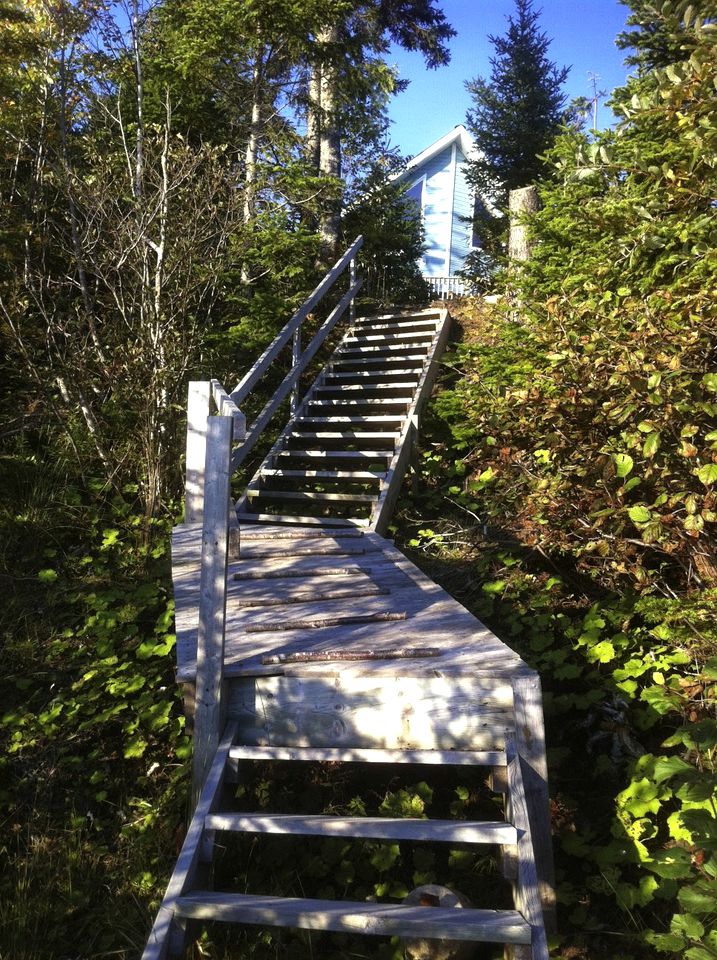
[395,125,490,298]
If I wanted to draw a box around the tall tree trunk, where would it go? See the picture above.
[316,22,342,267]
[306,66,321,172]
[242,46,264,283]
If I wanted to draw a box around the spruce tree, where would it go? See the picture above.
[465,0,569,195]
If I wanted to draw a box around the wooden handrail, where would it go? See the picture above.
[230,236,363,405]
[231,278,362,471]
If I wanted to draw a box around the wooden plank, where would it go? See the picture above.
[245,610,407,633]
[210,379,247,438]
[239,528,365,541]
[142,722,237,960]
[231,236,363,404]
[234,585,389,607]
[232,674,513,751]
[173,893,532,944]
[204,813,517,845]
[505,734,549,960]
[512,674,556,932]
[259,469,384,481]
[228,744,506,766]
[192,415,233,801]
[274,449,394,460]
[246,489,377,504]
[235,512,370,529]
[184,381,211,524]
[233,565,372,580]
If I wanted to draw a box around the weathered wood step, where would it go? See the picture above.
[307,398,411,410]
[286,431,399,442]
[329,354,428,370]
[233,564,372,580]
[345,332,436,345]
[259,468,384,481]
[173,892,531,943]
[294,416,404,427]
[237,528,365,540]
[274,450,393,462]
[204,813,517,845]
[228,744,507,766]
[352,310,441,325]
[313,384,418,395]
[349,319,440,334]
[245,489,377,504]
[323,369,422,382]
[235,512,369,528]
[337,344,431,358]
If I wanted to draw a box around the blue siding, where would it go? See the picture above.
[450,146,474,276]
[406,144,454,277]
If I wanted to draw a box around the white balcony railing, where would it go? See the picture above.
[426,275,466,299]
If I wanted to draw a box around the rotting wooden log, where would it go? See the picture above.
[511,673,556,932]
[508,186,539,262]
[191,415,233,804]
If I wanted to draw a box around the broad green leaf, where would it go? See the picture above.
[679,879,717,915]
[653,755,694,782]
[646,847,693,879]
[614,453,634,477]
[643,431,661,457]
[629,505,652,523]
[696,464,717,486]
[670,913,705,940]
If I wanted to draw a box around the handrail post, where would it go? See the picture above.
[184,381,212,523]
[350,256,357,327]
[192,414,233,804]
[290,325,301,415]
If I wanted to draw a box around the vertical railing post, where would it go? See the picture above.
[184,381,212,523]
[349,256,357,327]
[192,414,233,803]
[290,324,301,415]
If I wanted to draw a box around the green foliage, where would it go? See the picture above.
[465,0,569,195]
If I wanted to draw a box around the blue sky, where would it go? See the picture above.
[386,0,634,157]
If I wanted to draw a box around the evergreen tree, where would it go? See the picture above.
[465,0,569,195]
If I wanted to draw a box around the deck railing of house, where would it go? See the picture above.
[427,276,466,299]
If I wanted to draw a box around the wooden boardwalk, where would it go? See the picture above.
[144,239,554,959]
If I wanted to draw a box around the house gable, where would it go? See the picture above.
[397,125,483,281]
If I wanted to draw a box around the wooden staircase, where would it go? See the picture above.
[235,308,451,533]
[144,724,548,959]
[144,238,554,959]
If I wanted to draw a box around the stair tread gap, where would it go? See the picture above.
[173,892,531,943]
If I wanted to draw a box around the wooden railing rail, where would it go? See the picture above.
[230,236,364,407]
[183,237,363,795]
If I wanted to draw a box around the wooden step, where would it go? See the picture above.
[344,331,436,345]
[174,892,531,943]
[313,384,418,395]
[307,398,411,410]
[237,529,365,540]
[329,354,428,369]
[245,489,377,504]
[350,319,440,334]
[337,344,431,358]
[286,431,399,442]
[273,450,393,462]
[205,813,517,845]
[293,416,403,426]
[323,369,422,382]
[235,512,369,528]
[229,745,507,766]
[352,310,441,325]
[259,468,384,481]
